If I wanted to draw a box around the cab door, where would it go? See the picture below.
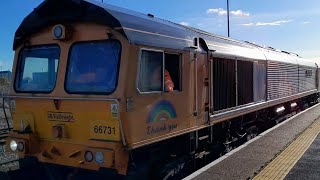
[191,49,209,126]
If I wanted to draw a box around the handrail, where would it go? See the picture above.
[2,97,10,132]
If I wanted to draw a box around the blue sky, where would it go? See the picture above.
[1,0,320,71]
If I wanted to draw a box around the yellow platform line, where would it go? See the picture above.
[253,118,320,180]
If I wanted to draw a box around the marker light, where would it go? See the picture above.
[10,140,17,151]
[54,25,63,39]
[17,142,24,152]
[52,24,68,40]
[85,151,94,162]
[95,152,104,164]
[276,106,285,113]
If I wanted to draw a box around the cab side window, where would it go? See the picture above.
[165,53,181,91]
[138,50,163,92]
[137,49,181,93]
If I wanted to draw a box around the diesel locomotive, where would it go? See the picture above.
[5,0,320,179]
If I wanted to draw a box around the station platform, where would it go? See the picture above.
[184,103,320,180]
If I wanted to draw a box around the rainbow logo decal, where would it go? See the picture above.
[147,100,177,123]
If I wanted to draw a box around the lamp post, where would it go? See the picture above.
[227,0,230,37]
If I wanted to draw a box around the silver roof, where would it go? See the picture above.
[13,0,318,68]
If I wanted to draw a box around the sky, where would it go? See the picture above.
[1,0,320,71]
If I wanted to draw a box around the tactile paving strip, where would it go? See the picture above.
[253,117,320,180]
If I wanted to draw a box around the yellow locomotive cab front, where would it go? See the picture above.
[6,22,130,175]
[8,99,125,172]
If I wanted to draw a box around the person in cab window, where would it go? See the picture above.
[70,52,96,84]
[151,67,174,92]
[72,64,95,84]
[164,69,174,92]
[71,48,112,86]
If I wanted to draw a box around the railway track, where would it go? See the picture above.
[0,143,19,173]
[0,97,17,173]
[0,128,17,169]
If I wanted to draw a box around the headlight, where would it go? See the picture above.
[95,152,104,164]
[85,151,94,162]
[10,140,17,151]
[276,106,285,114]
[17,142,24,152]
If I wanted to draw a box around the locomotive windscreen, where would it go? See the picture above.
[65,40,121,94]
[15,45,60,93]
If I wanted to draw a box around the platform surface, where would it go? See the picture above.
[254,117,320,180]
[184,103,320,180]
[285,134,320,180]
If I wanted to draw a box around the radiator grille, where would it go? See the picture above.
[267,61,299,100]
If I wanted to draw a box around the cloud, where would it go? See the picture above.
[303,21,311,24]
[241,23,255,26]
[207,8,250,17]
[231,10,250,17]
[241,20,293,26]
[207,8,227,16]
[180,22,190,26]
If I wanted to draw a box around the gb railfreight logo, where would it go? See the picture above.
[47,112,75,122]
